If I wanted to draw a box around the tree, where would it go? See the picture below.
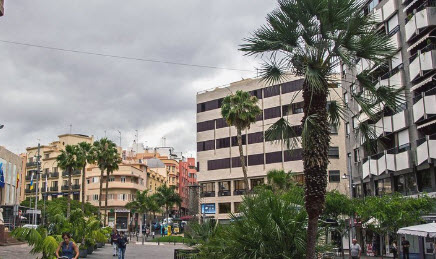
[126,190,158,237]
[76,142,94,212]
[154,184,182,226]
[240,1,402,257]
[266,169,294,191]
[221,90,261,193]
[56,145,78,218]
[93,138,118,225]
[103,152,121,226]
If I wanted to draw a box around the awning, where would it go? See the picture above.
[411,74,435,91]
[398,223,436,237]
[404,0,419,12]
[417,119,436,129]
[407,30,436,52]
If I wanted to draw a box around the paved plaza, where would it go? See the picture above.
[0,242,191,259]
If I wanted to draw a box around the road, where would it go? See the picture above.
[0,242,191,259]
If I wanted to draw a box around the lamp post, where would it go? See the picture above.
[342,173,354,258]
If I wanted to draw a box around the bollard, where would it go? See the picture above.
[142,235,144,245]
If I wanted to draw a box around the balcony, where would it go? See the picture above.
[72,184,80,190]
[200,191,215,198]
[50,186,59,192]
[61,185,69,191]
[25,188,38,194]
[25,174,39,181]
[233,190,246,196]
[374,109,407,136]
[362,145,411,177]
[218,190,231,197]
[405,5,436,42]
[413,87,436,123]
[62,170,81,177]
[382,0,397,19]
[26,162,37,168]
[49,172,59,178]
[416,134,436,165]
[409,46,436,82]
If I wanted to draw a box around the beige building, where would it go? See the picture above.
[24,134,93,202]
[85,163,165,230]
[196,76,349,220]
[0,146,22,206]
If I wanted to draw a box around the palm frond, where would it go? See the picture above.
[259,58,288,85]
[327,100,346,127]
[265,117,300,150]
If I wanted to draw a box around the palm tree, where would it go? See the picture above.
[126,190,157,237]
[56,145,78,218]
[221,90,262,193]
[104,152,121,226]
[266,169,294,191]
[76,142,94,212]
[240,1,403,257]
[93,138,118,225]
[154,184,182,226]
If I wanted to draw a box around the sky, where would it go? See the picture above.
[0,1,276,157]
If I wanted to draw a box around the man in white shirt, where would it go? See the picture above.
[350,239,361,259]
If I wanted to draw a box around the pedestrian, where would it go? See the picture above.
[401,236,410,259]
[117,231,129,259]
[55,232,79,259]
[111,228,120,257]
[391,241,398,259]
[350,239,361,259]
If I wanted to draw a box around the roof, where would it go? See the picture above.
[146,158,165,168]
[397,223,436,237]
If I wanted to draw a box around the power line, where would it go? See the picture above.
[0,39,256,72]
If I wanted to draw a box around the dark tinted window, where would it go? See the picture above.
[264,106,281,120]
[216,118,228,129]
[328,147,340,158]
[248,132,264,144]
[282,105,290,116]
[231,135,247,146]
[292,102,304,114]
[284,149,303,161]
[282,79,304,94]
[250,89,263,99]
[329,170,340,182]
[231,156,247,168]
[248,153,264,166]
[263,85,281,98]
[197,120,215,132]
[208,158,231,170]
[197,140,215,152]
[266,151,282,164]
[197,99,221,113]
[216,137,231,149]
[256,112,263,121]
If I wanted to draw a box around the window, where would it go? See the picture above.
[218,181,231,196]
[52,167,58,172]
[266,151,282,164]
[248,132,264,144]
[417,169,432,192]
[343,92,349,104]
[73,194,80,201]
[197,140,215,152]
[234,202,242,213]
[119,194,127,201]
[44,154,49,159]
[284,149,303,161]
[292,102,304,114]
[345,123,350,135]
[197,120,215,132]
[263,85,280,98]
[387,14,399,34]
[234,180,246,191]
[216,137,231,149]
[109,177,115,182]
[218,203,231,214]
[92,177,99,183]
[282,79,304,94]
[354,148,360,163]
[352,116,359,129]
[347,153,352,172]
[264,106,281,120]
[250,89,262,99]
[121,177,126,183]
[93,194,99,200]
[74,179,79,185]
[330,124,338,134]
[52,181,58,187]
[215,118,228,129]
[201,182,215,193]
[248,153,264,166]
[207,158,230,170]
[328,147,340,158]
[328,170,340,182]
[250,178,264,189]
[231,156,246,168]
[231,135,247,146]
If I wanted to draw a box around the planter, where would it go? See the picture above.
[97,242,103,248]
[79,249,88,258]
[86,246,94,254]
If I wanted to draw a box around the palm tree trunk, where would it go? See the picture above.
[67,168,72,218]
[302,83,329,259]
[237,127,249,193]
[104,171,109,227]
[81,165,86,212]
[98,169,104,222]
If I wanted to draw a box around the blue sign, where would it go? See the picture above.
[201,203,216,214]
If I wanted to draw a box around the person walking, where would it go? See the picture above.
[111,228,120,257]
[391,241,398,259]
[117,231,129,259]
[401,236,410,259]
[350,239,362,259]
[55,232,79,259]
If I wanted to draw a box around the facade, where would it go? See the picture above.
[0,146,22,206]
[343,0,436,200]
[342,0,436,256]
[23,134,93,202]
[85,163,165,229]
[196,76,349,220]
[178,157,197,214]
[19,153,27,202]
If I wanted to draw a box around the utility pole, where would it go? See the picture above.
[34,142,41,226]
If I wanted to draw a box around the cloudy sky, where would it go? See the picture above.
[0,1,275,156]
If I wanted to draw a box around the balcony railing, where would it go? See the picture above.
[50,186,59,192]
[405,1,436,42]
[233,190,246,196]
[25,174,40,181]
[416,133,436,165]
[62,170,80,177]
[218,190,231,197]
[49,172,59,178]
[26,162,37,167]
[61,185,69,191]
[409,44,436,81]
[72,184,80,190]
[362,145,411,178]
[413,86,436,122]
[200,191,215,197]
